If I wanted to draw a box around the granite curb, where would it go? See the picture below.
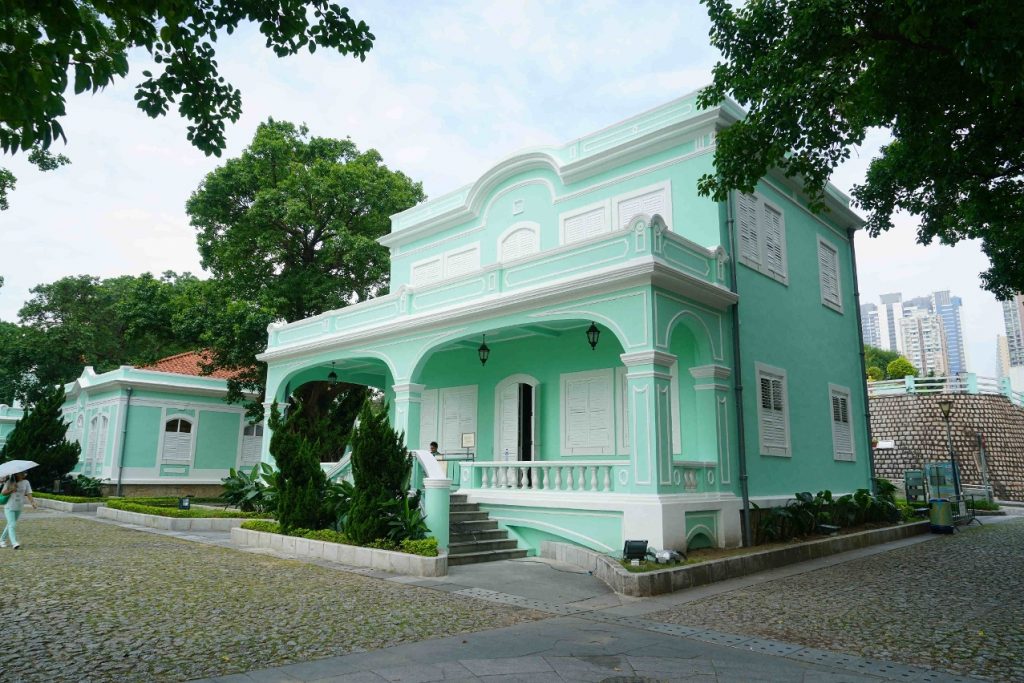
[542,520,930,596]
[231,526,448,577]
[97,505,252,531]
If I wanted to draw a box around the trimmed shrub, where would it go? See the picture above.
[106,498,269,519]
[268,402,327,532]
[0,386,80,488]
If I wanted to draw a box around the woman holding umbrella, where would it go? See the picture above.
[1,468,38,549]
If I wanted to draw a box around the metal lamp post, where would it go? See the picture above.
[936,399,961,500]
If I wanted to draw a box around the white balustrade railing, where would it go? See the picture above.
[464,461,624,493]
[867,373,1024,408]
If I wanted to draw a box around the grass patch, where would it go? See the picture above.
[107,498,271,519]
[239,520,439,557]
[34,492,107,503]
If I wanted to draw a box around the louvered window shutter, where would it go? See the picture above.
[444,246,479,279]
[831,389,854,460]
[617,188,667,228]
[737,193,761,265]
[763,203,786,279]
[564,207,607,243]
[500,228,538,261]
[818,240,841,309]
[759,374,788,452]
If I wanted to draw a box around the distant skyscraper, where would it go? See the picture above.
[996,335,1011,380]
[860,303,881,348]
[1002,295,1024,367]
[932,291,967,374]
[900,308,948,376]
[879,292,903,352]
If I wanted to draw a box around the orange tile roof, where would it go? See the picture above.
[140,351,241,380]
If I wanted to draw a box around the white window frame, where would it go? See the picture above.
[817,235,843,313]
[755,362,791,457]
[558,198,611,245]
[410,255,443,286]
[560,368,614,455]
[159,415,196,466]
[737,192,788,285]
[829,383,855,462]
[238,421,264,469]
[612,180,672,230]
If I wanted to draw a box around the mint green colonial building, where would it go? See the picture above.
[258,92,871,553]
[60,357,263,494]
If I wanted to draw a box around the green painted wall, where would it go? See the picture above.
[194,410,241,470]
[123,406,161,468]
[735,182,871,497]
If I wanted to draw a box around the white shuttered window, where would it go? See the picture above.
[616,185,669,229]
[499,225,539,262]
[240,424,263,468]
[830,385,855,461]
[737,193,788,284]
[162,417,194,464]
[561,369,613,455]
[818,236,843,312]
[756,363,790,457]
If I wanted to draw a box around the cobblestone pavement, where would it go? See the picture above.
[646,519,1024,681]
[0,514,542,683]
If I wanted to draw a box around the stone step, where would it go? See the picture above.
[449,528,509,543]
[447,548,529,566]
[449,494,468,504]
[450,518,499,533]
[448,539,520,554]
[450,501,480,513]
[449,510,489,522]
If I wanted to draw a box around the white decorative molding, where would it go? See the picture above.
[620,350,677,369]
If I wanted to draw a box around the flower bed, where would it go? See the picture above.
[232,523,446,577]
[34,492,107,512]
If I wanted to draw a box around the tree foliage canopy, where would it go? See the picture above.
[183,120,424,414]
[698,0,1024,298]
[1,0,373,209]
[0,272,205,404]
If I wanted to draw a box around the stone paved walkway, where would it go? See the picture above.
[3,509,1019,682]
[0,511,539,683]
[645,519,1024,682]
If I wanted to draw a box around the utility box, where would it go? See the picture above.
[929,498,954,534]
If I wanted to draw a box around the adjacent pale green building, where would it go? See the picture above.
[61,352,263,495]
[0,403,25,451]
[258,92,871,553]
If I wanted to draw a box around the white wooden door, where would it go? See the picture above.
[497,383,520,461]
[418,389,438,451]
[440,386,477,454]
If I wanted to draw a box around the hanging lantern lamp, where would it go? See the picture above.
[586,322,600,350]
[327,361,338,385]
[478,334,490,366]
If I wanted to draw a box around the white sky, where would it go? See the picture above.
[0,1,1002,375]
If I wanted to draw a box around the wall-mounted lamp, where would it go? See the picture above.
[586,322,601,350]
[478,334,490,366]
[327,361,338,386]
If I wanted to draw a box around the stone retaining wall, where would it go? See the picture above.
[870,393,1024,500]
[230,527,447,577]
[99,483,225,498]
[542,522,929,597]
[97,506,251,531]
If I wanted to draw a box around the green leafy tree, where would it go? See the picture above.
[267,402,326,532]
[1,1,374,209]
[864,346,900,378]
[866,366,884,382]
[886,357,918,379]
[0,385,80,489]
[1,272,206,403]
[346,401,412,545]
[698,0,1024,298]
[182,120,424,418]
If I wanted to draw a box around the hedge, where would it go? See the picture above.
[239,520,438,557]
[106,498,271,519]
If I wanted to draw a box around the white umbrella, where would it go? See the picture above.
[0,460,38,479]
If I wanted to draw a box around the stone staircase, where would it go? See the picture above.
[447,493,527,566]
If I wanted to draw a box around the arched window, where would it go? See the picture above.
[162,417,194,464]
[498,222,540,262]
[240,423,264,468]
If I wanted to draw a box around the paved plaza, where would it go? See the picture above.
[0,509,1020,682]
